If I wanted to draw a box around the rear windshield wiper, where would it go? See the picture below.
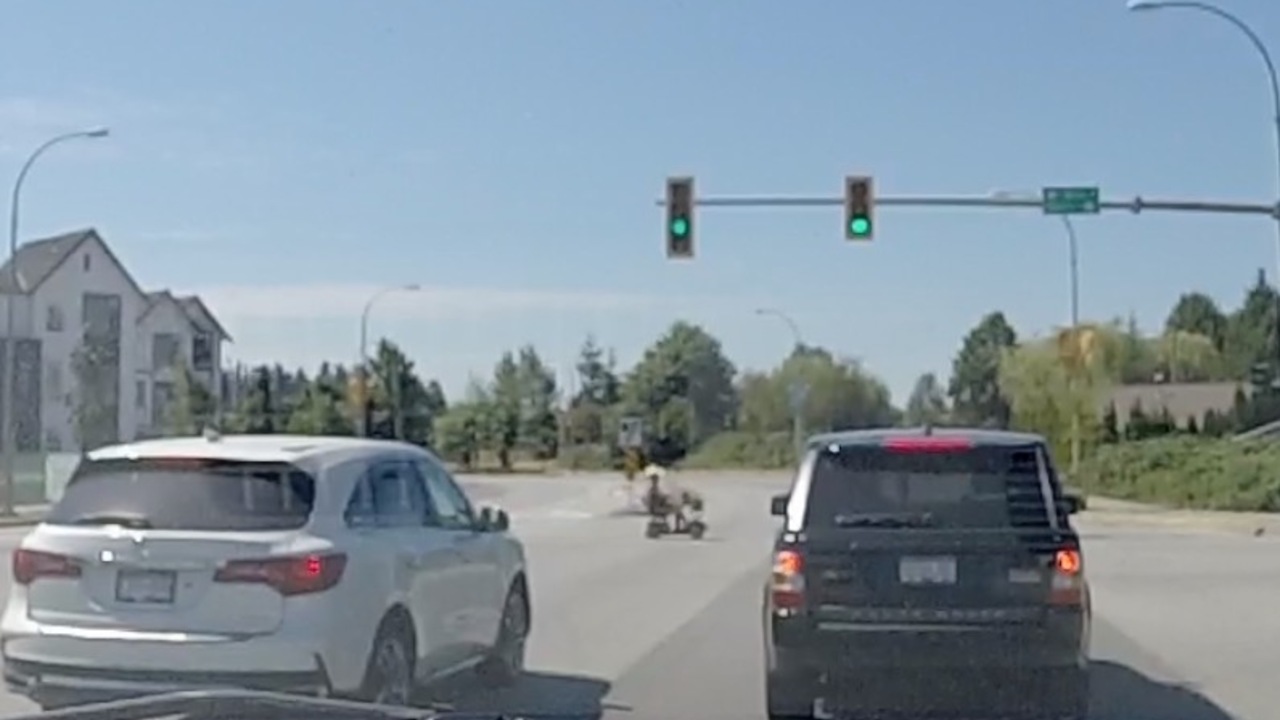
[833,512,936,528]
[5,688,519,720]
[66,512,154,529]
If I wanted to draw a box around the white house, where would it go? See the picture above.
[0,228,231,452]
[135,290,230,437]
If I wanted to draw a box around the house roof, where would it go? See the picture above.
[0,228,149,303]
[1103,382,1245,427]
[176,295,232,342]
[139,290,233,342]
[0,229,92,294]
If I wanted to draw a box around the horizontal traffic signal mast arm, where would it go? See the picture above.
[653,193,1280,217]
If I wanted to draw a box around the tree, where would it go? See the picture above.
[623,321,738,459]
[367,340,444,444]
[70,336,117,451]
[948,312,1018,428]
[1166,292,1227,350]
[514,346,559,459]
[164,363,217,435]
[904,372,948,426]
[489,352,522,469]
[1154,331,1224,383]
[1223,268,1278,378]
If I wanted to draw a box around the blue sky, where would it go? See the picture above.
[3,0,1280,405]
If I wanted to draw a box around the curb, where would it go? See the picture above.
[0,516,42,528]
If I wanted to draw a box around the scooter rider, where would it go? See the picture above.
[643,464,699,532]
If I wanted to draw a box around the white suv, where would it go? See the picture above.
[1,433,530,710]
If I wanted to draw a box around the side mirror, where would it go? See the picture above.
[770,494,790,517]
[1060,490,1086,515]
[479,506,510,532]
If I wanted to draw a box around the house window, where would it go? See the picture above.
[192,333,213,371]
[135,380,146,410]
[152,333,180,370]
[45,305,64,332]
[82,253,90,272]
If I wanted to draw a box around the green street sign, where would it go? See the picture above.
[1042,186,1100,215]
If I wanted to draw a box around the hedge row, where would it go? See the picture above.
[1073,436,1280,512]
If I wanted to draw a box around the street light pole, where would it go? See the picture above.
[1,128,109,515]
[1127,0,1280,357]
[990,189,1084,471]
[754,307,808,459]
[357,283,421,437]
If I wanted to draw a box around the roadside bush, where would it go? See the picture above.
[555,443,616,471]
[1074,436,1280,511]
[681,431,796,470]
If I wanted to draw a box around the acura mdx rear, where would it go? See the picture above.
[763,428,1091,720]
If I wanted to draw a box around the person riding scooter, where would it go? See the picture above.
[643,464,702,532]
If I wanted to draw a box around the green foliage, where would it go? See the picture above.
[1074,437,1280,511]
[70,336,118,451]
[682,431,795,469]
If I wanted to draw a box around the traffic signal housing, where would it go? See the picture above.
[844,175,874,240]
[666,176,695,259]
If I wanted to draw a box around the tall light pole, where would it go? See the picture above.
[2,127,109,515]
[357,283,420,437]
[990,191,1081,328]
[991,189,1085,471]
[754,307,808,459]
[1127,0,1280,358]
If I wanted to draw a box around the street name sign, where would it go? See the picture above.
[1042,186,1100,215]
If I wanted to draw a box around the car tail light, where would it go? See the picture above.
[13,549,82,585]
[214,553,347,597]
[1049,548,1084,606]
[882,437,973,453]
[770,550,806,612]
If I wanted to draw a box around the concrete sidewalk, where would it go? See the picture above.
[0,505,47,528]
[1081,496,1280,536]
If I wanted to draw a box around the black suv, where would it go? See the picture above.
[763,428,1091,720]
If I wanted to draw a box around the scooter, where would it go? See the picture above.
[643,495,707,540]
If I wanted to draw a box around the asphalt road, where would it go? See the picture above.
[0,471,1273,720]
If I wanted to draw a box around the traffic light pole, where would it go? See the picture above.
[654,193,1280,217]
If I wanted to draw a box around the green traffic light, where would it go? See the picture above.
[849,217,871,236]
[671,217,690,237]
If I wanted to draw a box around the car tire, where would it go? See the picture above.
[688,520,706,540]
[359,616,416,706]
[766,670,815,720]
[478,581,529,689]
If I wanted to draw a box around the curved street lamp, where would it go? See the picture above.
[1,127,110,515]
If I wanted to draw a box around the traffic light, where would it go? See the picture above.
[844,175,874,240]
[666,176,695,259]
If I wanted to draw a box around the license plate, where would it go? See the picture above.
[899,556,957,585]
[115,569,176,604]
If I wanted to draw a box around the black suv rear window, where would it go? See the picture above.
[804,444,1054,530]
[46,458,316,531]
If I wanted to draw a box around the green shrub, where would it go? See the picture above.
[681,431,796,470]
[1074,436,1280,511]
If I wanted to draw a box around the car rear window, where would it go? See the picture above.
[45,457,316,531]
[804,443,1054,530]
